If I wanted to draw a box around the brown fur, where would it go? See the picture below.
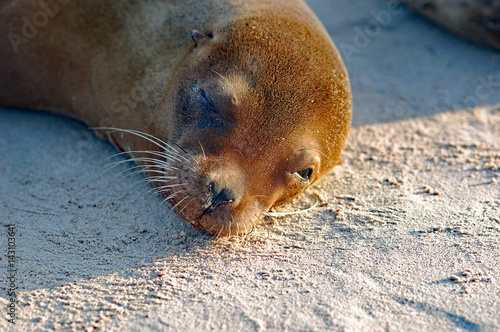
[0,0,352,235]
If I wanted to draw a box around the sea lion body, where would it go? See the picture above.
[402,0,500,50]
[0,0,352,235]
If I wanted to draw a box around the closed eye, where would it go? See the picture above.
[195,88,224,129]
[293,168,314,181]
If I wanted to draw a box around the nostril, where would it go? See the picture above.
[207,182,235,213]
[213,188,232,205]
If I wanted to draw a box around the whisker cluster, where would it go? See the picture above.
[94,127,199,213]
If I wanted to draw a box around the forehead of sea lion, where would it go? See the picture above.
[173,14,352,177]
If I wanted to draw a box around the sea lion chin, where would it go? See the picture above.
[0,0,352,236]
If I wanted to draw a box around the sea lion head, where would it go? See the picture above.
[153,14,352,236]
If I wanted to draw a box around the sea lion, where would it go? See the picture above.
[402,0,500,50]
[0,0,352,236]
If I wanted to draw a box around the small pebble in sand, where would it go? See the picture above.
[462,270,473,277]
[336,195,358,201]
[349,202,360,210]
[423,185,440,195]
[386,178,401,186]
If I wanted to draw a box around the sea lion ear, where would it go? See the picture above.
[190,30,212,47]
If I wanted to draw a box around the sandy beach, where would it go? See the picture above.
[1,0,499,330]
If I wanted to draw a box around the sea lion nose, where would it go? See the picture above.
[207,182,235,213]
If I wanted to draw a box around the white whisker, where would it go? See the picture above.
[216,225,224,238]
[145,176,180,182]
[95,127,170,152]
[152,183,188,193]
[178,197,197,215]
[117,149,185,164]
[266,197,319,217]
[160,190,188,205]
[171,195,191,211]
[113,164,171,178]
[106,157,167,169]
[114,169,173,186]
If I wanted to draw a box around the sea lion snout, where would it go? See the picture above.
[157,148,261,235]
[203,162,245,212]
